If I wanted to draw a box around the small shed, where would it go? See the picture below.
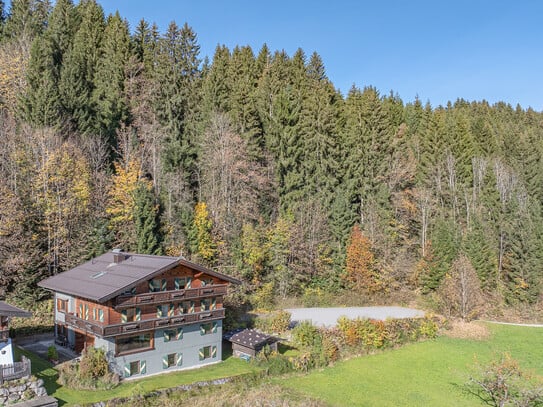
[0,301,31,365]
[228,329,279,359]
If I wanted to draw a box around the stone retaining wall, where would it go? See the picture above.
[0,377,47,405]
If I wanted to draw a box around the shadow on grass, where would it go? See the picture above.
[14,346,67,406]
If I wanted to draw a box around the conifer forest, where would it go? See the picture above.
[1,0,543,314]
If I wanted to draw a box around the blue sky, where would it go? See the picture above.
[54,1,543,110]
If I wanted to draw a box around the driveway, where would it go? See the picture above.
[286,306,425,327]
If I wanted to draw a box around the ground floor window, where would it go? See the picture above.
[164,328,183,342]
[124,360,146,377]
[116,333,152,354]
[199,345,217,361]
[200,322,218,335]
[163,352,182,369]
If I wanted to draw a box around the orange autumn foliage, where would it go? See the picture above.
[345,224,382,293]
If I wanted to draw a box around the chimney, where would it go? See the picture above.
[112,248,126,264]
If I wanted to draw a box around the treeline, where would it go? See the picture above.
[1,0,542,308]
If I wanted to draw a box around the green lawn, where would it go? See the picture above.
[16,347,260,406]
[278,323,543,407]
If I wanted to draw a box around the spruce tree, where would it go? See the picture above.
[91,11,130,147]
[3,0,50,42]
[58,0,104,135]
[134,182,163,255]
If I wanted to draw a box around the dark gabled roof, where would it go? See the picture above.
[228,329,278,349]
[38,251,240,303]
[0,301,31,318]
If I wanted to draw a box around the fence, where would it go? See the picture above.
[0,355,31,384]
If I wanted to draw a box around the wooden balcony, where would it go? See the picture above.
[63,308,225,338]
[114,284,228,309]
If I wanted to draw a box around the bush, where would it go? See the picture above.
[292,321,321,348]
[251,282,275,311]
[466,353,543,406]
[47,345,58,361]
[58,347,119,390]
[254,310,291,334]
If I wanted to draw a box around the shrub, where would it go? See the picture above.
[47,345,58,361]
[58,347,119,390]
[466,353,543,406]
[292,321,321,348]
[254,310,291,334]
[79,347,109,380]
[251,282,275,311]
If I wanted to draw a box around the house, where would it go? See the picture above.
[228,329,279,359]
[0,300,31,366]
[38,250,240,378]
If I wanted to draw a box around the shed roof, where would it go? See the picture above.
[0,301,32,318]
[38,251,240,303]
[228,329,278,349]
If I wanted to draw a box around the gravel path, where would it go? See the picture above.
[286,306,425,327]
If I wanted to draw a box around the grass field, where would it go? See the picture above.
[16,347,260,406]
[278,323,543,406]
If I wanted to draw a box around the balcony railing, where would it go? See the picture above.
[114,284,228,309]
[64,308,225,338]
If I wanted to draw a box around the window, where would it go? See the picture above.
[149,279,167,292]
[201,278,213,287]
[156,304,174,318]
[84,304,89,320]
[94,308,105,323]
[122,287,136,296]
[162,353,182,369]
[200,322,218,335]
[174,277,192,290]
[164,328,183,342]
[201,298,216,312]
[116,334,152,354]
[57,299,68,312]
[198,345,217,361]
[124,360,146,377]
[121,308,141,323]
[179,301,195,314]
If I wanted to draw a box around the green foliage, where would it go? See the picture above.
[47,345,58,361]
[58,346,119,390]
[251,282,275,311]
[253,310,291,334]
[134,181,163,255]
[292,321,322,349]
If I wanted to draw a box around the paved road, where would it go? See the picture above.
[286,306,425,327]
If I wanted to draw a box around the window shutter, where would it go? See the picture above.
[198,348,204,360]
[190,301,195,313]
[211,346,217,358]
[176,328,183,340]
[201,300,206,312]
[176,353,183,366]
[136,308,141,321]
[168,303,174,317]
[186,277,192,289]
[161,279,167,291]
[211,298,216,310]
[121,310,127,323]
[140,360,146,375]
[178,303,184,314]
[212,322,218,333]
[174,278,180,290]
[148,280,154,292]
[199,325,205,336]
[164,330,171,342]
[79,304,83,318]
[156,306,162,318]
[93,308,96,320]
[124,363,131,377]
[85,305,89,320]
[162,355,169,369]
[99,309,104,322]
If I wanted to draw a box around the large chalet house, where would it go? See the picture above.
[38,250,240,378]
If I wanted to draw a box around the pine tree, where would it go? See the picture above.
[423,218,460,291]
[58,0,105,135]
[91,11,130,147]
[3,0,50,42]
[134,181,163,255]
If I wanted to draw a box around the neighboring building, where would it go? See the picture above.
[38,250,240,378]
[228,329,279,359]
[0,301,31,365]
